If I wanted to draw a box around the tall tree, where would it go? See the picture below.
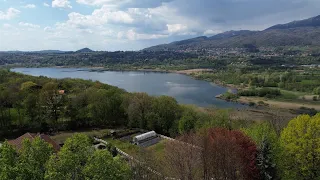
[151,96,181,135]
[126,92,153,129]
[40,82,65,127]
[243,123,279,180]
[280,113,320,180]
[24,94,43,130]
[178,105,199,134]
[17,137,54,180]
[0,142,18,180]
[45,133,93,180]
[90,89,125,126]
[165,133,202,180]
[257,138,277,180]
[202,128,259,180]
[83,150,131,180]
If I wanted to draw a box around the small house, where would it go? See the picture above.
[8,133,61,152]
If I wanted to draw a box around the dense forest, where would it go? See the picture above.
[0,51,198,68]
[0,69,230,139]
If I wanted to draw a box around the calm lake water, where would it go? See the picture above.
[12,68,244,108]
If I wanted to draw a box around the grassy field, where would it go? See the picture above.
[103,138,141,156]
[238,96,320,111]
[51,129,111,144]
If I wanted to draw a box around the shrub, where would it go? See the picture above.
[238,88,281,98]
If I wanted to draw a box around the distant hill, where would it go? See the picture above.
[0,50,68,54]
[266,15,320,30]
[144,15,320,51]
[76,48,94,53]
[34,50,67,54]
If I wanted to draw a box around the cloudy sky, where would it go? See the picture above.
[0,0,319,51]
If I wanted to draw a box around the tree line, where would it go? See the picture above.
[0,69,220,139]
[0,133,131,180]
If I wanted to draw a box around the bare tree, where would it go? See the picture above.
[164,133,202,180]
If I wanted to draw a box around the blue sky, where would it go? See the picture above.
[0,0,320,51]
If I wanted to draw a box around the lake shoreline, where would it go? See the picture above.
[12,66,319,111]
[11,67,245,109]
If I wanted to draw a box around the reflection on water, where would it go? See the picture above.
[12,68,244,108]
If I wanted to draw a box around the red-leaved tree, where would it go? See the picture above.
[202,128,259,180]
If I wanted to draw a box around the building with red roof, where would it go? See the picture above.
[8,133,60,152]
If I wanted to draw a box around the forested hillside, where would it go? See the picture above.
[145,15,320,51]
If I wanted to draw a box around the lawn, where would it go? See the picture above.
[103,138,141,156]
[52,129,111,144]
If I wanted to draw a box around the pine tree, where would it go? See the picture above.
[257,138,277,180]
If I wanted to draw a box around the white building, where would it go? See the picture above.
[133,131,157,145]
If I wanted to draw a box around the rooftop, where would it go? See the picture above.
[8,133,61,152]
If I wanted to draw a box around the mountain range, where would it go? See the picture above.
[144,15,320,51]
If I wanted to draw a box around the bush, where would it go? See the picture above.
[249,102,256,107]
[238,88,281,98]
[222,92,239,101]
[313,96,318,101]
[296,107,318,116]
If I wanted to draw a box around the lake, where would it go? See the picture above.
[12,68,244,108]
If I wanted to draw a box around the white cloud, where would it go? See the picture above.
[66,6,134,28]
[92,5,134,24]
[118,29,168,40]
[76,0,127,6]
[52,0,72,9]
[0,8,20,20]
[19,22,40,29]
[167,24,188,34]
[43,3,50,7]
[22,4,36,9]
[3,23,12,28]
[44,26,53,32]
[204,29,222,35]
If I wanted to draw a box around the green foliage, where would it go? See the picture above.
[0,134,132,180]
[257,139,277,180]
[152,96,181,135]
[221,92,239,101]
[280,113,320,180]
[83,150,131,180]
[125,92,153,129]
[45,133,93,180]
[243,123,280,180]
[178,105,199,134]
[20,81,38,91]
[0,142,18,180]
[197,109,233,130]
[17,137,54,180]
[314,87,320,95]
[239,88,281,98]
